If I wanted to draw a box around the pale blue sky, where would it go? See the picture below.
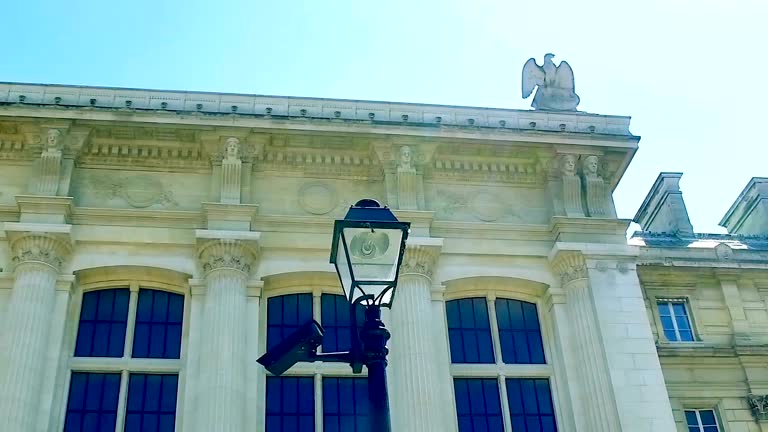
[3,0,766,233]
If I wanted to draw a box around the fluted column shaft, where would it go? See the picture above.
[389,244,440,432]
[0,234,69,432]
[195,238,256,432]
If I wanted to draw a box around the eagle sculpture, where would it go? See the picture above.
[522,54,580,111]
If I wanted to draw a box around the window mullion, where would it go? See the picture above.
[667,303,682,341]
[497,375,512,432]
[315,373,323,432]
[486,295,503,364]
[124,282,140,358]
[115,369,130,432]
[313,289,322,353]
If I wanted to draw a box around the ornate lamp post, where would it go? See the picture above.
[258,199,409,432]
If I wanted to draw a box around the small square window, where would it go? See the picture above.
[684,409,720,432]
[657,299,695,342]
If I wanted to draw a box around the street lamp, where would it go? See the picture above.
[258,199,409,432]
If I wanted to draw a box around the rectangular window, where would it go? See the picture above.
[132,290,185,359]
[267,294,314,351]
[453,378,504,432]
[64,372,121,432]
[495,299,546,364]
[321,294,364,353]
[506,378,557,432]
[124,374,179,432]
[446,298,495,364]
[265,376,315,432]
[658,300,694,342]
[685,409,720,432]
[323,377,369,432]
[75,289,130,357]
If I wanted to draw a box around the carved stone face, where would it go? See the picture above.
[225,138,240,159]
[562,154,576,175]
[584,156,599,175]
[400,146,412,165]
[47,129,61,149]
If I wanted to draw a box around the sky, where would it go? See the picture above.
[2,0,766,234]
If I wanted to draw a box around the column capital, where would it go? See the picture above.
[400,237,443,279]
[748,394,768,423]
[550,251,587,285]
[195,230,261,276]
[3,223,72,271]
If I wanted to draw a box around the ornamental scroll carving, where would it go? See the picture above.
[10,233,71,270]
[748,394,768,423]
[551,252,588,285]
[197,239,257,275]
[400,245,440,279]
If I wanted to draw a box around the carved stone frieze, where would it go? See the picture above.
[748,394,768,423]
[93,175,178,208]
[551,252,588,285]
[400,245,440,279]
[434,188,523,223]
[197,238,258,275]
[10,233,72,270]
[255,136,378,180]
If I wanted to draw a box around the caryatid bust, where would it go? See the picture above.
[561,154,577,176]
[583,155,599,178]
[224,137,240,161]
[46,129,63,151]
[398,145,413,170]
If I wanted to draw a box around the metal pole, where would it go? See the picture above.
[361,305,391,432]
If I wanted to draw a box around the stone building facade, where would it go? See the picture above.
[0,82,763,432]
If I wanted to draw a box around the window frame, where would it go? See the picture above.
[444,289,559,432]
[654,297,699,343]
[258,285,368,431]
[57,272,190,432]
[673,399,729,432]
[683,408,723,432]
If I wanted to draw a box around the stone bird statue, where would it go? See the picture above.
[522,53,580,111]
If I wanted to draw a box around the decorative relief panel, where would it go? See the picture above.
[72,169,209,210]
[298,182,338,215]
[427,184,549,224]
[748,394,768,423]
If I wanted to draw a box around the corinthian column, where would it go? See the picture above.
[195,234,259,432]
[0,232,71,432]
[388,239,442,432]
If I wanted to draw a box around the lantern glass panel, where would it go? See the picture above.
[334,232,354,301]
[343,226,402,286]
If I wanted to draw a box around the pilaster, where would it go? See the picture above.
[715,269,752,344]
[389,237,444,432]
[550,243,676,432]
[192,229,260,432]
[0,223,72,432]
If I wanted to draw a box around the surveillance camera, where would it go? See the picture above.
[257,320,324,376]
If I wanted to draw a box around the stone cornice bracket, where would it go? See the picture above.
[4,224,73,272]
[550,251,587,286]
[399,237,443,280]
[748,394,768,423]
[195,230,261,277]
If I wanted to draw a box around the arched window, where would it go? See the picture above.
[62,270,187,432]
[447,296,557,432]
[263,291,366,432]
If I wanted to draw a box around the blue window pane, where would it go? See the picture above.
[75,289,129,357]
[505,378,558,432]
[126,374,178,432]
[266,376,315,432]
[496,299,546,364]
[323,377,368,432]
[132,290,184,359]
[699,410,716,425]
[321,294,364,353]
[679,330,694,342]
[267,294,314,351]
[64,372,121,432]
[659,315,675,332]
[446,298,495,364]
[454,378,503,432]
[675,313,692,330]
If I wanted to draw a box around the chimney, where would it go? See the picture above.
[634,172,694,234]
[720,177,768,235]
